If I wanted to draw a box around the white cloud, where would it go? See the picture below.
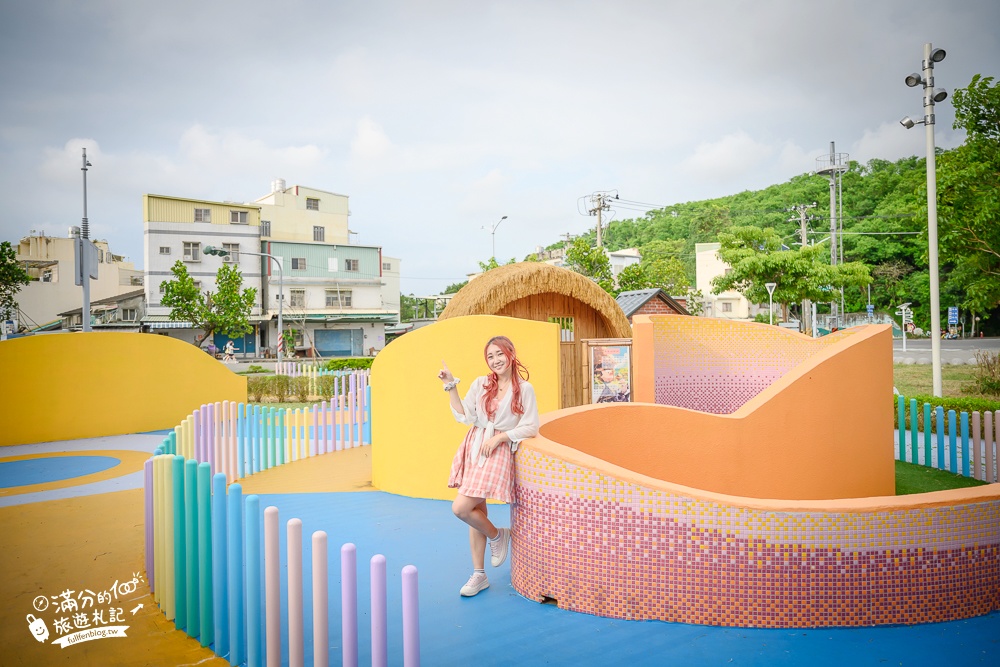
[683,132,777,183]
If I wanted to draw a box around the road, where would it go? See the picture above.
[893,336,999,364]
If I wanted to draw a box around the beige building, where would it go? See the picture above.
[15,231,143,330]
[254,180,350,245]
[695,242,762,320]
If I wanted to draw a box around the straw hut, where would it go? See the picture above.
[439,262,632,407]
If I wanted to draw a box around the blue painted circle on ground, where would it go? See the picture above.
[0,456,121,488]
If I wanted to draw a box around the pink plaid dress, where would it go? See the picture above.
[447,376,539,504]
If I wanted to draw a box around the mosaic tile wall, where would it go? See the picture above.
[511,447,1000,628]
[650,317,856,413]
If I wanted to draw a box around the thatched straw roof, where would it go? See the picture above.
[439,262,632,338]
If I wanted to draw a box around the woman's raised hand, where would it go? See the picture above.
[437,360,454,384]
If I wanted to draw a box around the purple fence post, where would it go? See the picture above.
[402,565,420,667]
[313,532,329,667]
[193,408,201,461]
[987,412,996,483]
[973,411,982,481]
[206,402,216,473]
[144,458,154,592]
[288,519,303,667]
[341,543,358,667]
[349,372,357,448]
[264,506,281,667]
[371,555,387,667]
[312,405,319,457]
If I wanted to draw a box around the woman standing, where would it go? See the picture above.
[439,335,539,597]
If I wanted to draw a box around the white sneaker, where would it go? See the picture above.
[460,571,489,597]
[489,527,511,567]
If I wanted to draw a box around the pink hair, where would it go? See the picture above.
[482,335,529,419]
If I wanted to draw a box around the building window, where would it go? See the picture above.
[382,261,392,271]
[98,249,105,263]
[261,220,271,236]
[313,226,325,242]
[183,242,201,262]
[222,243,240,263]
[327,258,338,272]
[548,316,575,342]
[306,198,319,211]
[130,276,144,286]
[722,302,733,313]
[159,282,166,294]
[291,257,306,270]
[42,270,53,282]
[325,289,352,308]
[289,289,305,307]
[345,259,359,272]
[159,246,171,255]
[230,210,248,224]
[194,208,211,223]
[120,308,137,321]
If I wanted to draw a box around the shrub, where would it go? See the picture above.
[322,358,374,371]
[270,374,292,402]
[247,376,268,402]
[964,351,1000,397]
[292,376,311,402]
[893,393,1000,431]
[316,375,337,398]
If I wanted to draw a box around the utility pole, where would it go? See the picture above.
[815,142,848,330]
[588,193,612,248]
[80,148,93,332]
[788,202,817,334]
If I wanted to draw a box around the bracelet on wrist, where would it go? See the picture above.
[443,377,461,392]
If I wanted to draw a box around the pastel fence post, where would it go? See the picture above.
[212,472,229,659]
[342,543,358,667]
[197,463,213,648]
[961,411,970,477]
[988,412,997,483]
[948,409,958,473]
[221,400,230,481]
[371,555,387,667]
[334,390,342,451]
[172,455,186,632]
[160,454,176,619]
[207,402,216,474]
[909,398,918,464]
[364,382,372,445]
[923,403,932,467]
[277,409,285,466]
[237,403,246,480]
[173,425,182,458]
[402,565,420,667]
[245,495,263,667]
[228,483,245,667]
[288,519,304,667]
[193,408,201,461]
[265,506,281,667]
[349,372,357,448]
[144,459,154,594]
[973,412,982,481]
[313,532,329,667]
[896,395,905,460]
[230,401,238,482]
[312,404,319,457]
[936,406,945,470]
[185,459,200,639]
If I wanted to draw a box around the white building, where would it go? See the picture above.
[606,247,642,282]
[695,242,763,320]
[15,230,143,330]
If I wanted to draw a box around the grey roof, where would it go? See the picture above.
[615,288,689,317]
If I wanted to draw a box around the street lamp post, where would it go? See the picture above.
[81,148,93,332]
[900,42,947,397]
[765,282,777,325]
[897,302,912,353]
[486,215,507,259]
[205,246,284,364]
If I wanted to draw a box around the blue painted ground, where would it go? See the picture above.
[0,455,120,487]
[236,491,1000,667]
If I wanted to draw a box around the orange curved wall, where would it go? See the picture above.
[0,332,246,446]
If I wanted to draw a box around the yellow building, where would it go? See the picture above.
[15,231,143,330]
[254,179,350,245]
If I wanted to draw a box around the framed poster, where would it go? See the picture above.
[585,339,632,404]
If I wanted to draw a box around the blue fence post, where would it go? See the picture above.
[948,410,958,473]
[245,495,262,667]
[960,411,970,477]
[936,406,945,470]
[923,403,932,467]
[365,384,372,445]
[212,473,229,659]
[908,398,918,464]
[228,483,245,666]
[172,455,186,633]
[184,459,200,639]
[237,403,245,480]
[896,395,905,461]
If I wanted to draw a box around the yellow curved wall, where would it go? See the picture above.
[371,315,561,500]
[0,332,246,446]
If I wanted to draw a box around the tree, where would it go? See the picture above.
[477,257,516,272]
[565,238,613,293]
[0,241,30,322]
[937,74,1000,314]
[160,260,256,347]
[712,226,871,320]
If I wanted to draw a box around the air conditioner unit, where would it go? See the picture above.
[223,255,234,263]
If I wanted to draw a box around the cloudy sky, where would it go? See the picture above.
[1,1,997,295]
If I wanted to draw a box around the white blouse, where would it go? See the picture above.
[451,376,540,468]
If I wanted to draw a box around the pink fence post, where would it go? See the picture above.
[334,385,342,451]
[973,412,982,481]
[341,543,358,667]
[264,506,281,667]
[193,408,202,461]
[214,401,224,476]
[987,412,995,483]
[313,532,329,667]
[371,555,387,667]
[288,519,303,667]
[402,565,420,667]
[144,458,154,592]
[312,404,319,457]
[206,402,215,472]
[349,373,357,449]
[229,401,238,482]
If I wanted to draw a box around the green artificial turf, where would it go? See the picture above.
[895,460,989,495]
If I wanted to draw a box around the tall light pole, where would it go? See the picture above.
[900,42,947,397]
[205,246,284,364]
[487,215,507,259]
[81,148,93,332]
[765,282,777,325]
